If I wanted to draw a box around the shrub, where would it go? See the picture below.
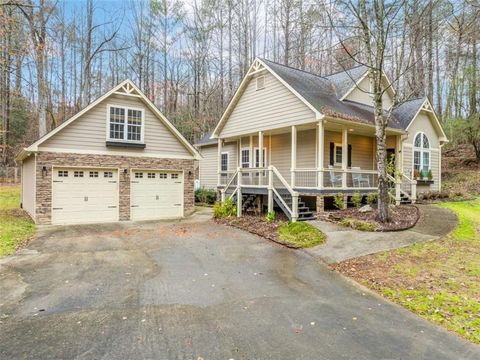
[213,198,237,218]
[265,211,276,223]
[427,169,433,180]
[366,192,378,205]
[339,218,377,231]
[333,193,344,209]
[195,188,216,205]
[351,192,362,208]
[418,169,425,179]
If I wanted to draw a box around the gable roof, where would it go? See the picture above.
[392,97,426,129]
[195,130,216,146]
[210,58,449,142]
[253,59,404,130]
[17,79,201,160]
[324,65,369,99]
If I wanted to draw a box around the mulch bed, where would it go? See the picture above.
[327,205,419,231]
[214,214,301,248]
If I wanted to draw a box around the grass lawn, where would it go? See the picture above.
[278,221,326,248]
[332,198,480,344]
[0,185,35,257]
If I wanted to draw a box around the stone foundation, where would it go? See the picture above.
[35,152,195,225]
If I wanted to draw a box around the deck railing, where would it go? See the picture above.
[292,168,378,190]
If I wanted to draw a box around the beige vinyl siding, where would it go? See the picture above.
[198,145,218,189]
[21,154,36,219]
[198,141,238,189]
[297,130,316,168]
[323,131,375,170]
[219,72,316,138]
[346,76,394,109]
[270,133,291,180]
[40,94,191,157]
[402,111,441,191]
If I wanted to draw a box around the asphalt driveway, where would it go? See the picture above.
[0,215,478,359]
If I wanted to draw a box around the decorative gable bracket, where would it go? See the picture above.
[114,82,142,97]
[248,59,268,77]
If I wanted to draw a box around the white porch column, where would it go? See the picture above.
[258,131,263,185]
[217,138,223,186]
[342,128,348,188]
[291,125,297,187]
[317,121,324,188]
[237,167,242,216]
[249,135,253,168]
[267,166,273,212]
[395,135,402,173]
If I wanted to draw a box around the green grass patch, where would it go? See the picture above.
[339,217,377,231]
[354,198,480,344]
[278,221,326,248]
[0,186,35,257]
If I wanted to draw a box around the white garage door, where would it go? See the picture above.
[52,168,119,225]
[130,170,183,221]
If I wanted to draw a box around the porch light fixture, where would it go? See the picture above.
[188,170,192,177]
[124,168,128,174]
[42,166,47,177]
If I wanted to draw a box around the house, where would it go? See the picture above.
[16,80,201,225]
[195,58,448,221]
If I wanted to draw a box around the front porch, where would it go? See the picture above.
[216,120,417,221]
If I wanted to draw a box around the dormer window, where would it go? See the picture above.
[107,105,144,144]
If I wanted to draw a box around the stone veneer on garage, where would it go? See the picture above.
[35,152,195,225]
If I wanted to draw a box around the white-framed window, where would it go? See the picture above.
[159,173,167,179]
[221,152,229,172]
[171,173,179,179]
[135,172,143,179]
[58,170,68,177]
[147,172,156,178]
[254,147,267,168]
[74,171,84,178]
[104,171,113,178]
[334,144,343,165]
[256,75,265,90]
[413,132,430,174]
[107,105,144,143]
[241,148,250,168]
[89,171,99,178]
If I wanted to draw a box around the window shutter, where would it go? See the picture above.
[348,144,352,167]
[329,142,334,166]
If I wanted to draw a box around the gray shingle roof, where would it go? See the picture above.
[392,97,426,129]
[195,130,216,146]
[324,65,369,99]
[260,59,405,129]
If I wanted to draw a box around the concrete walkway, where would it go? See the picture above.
[306,205,458,264]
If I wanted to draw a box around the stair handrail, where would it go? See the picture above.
[221,169,239,202]
[401,173,417,202]
[270,165,299,221]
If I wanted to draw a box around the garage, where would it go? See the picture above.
[52,168,119,225]
[130,170,184,221]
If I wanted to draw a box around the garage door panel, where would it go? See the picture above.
[131,170,183,221]
[52,167,119,225]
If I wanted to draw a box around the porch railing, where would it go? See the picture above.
[293,168,378,190]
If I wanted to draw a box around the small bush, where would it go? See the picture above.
[427,169,433,180]
[195,188,216,205]
[278,221,326,248]
[419,191,450,201]
[333,193,344,209]
[351,192,362,208]
[339,218,377,231]
[265,211,276,223]
[213,198,237,218]
[366,192,378,205]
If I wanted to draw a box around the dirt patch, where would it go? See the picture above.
[327,205,419,231]
[214,215,301,248]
